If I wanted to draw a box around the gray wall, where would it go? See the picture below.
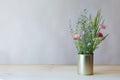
[0,0,119,64]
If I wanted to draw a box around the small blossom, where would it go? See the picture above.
[84,9,88,14]
[99,24,106,29]
[98,32,103,37]
[84,19,88,23]
[87,43,91,46]
[82,31,85,34]
[92,30,95,34]
[73,34,80,40]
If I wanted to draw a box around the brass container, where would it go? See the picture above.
[78,54,93,75]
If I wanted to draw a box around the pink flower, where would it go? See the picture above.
[73,34,80,40]
[99,24,106,29]
[98,32,103,37]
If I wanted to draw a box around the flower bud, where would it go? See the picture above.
[73,34,80,40]
[99,24,106,29]
[98,32,103,37]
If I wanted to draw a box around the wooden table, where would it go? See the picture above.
[0,65,119,80]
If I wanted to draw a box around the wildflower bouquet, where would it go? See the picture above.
[70,9,108,54]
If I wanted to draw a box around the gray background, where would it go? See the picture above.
[0,0,119,64]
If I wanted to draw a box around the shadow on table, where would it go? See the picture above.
[94,70,120,76]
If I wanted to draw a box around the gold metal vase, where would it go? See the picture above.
[78,54,93,75]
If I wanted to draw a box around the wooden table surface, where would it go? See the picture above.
[0,65,119,80]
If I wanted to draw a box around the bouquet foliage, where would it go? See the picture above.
[70,9,108,54]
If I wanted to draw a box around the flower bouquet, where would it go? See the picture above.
[69,9,108,75]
